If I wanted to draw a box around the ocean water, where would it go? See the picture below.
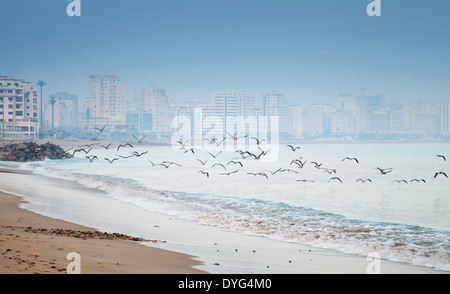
[3,141,450,271]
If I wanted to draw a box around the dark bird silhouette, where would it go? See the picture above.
[266,168,282,175]
[207,151,222,159]
[148,160,158,167]
[291,159,307,168]
[183,147,200,154]
[100,142,113,150]
[116,154,134,159]
[94,124,107,132]
[72,148,92,156]
[227,132,248,140]
[220,170,239,176]
[227,160,243,167]
[410,179,426,183]
[162,161,182,167]
[85,155,98,163]
[311,161,322,169]
[322,168,337,174]
[176,138,190,147]
[132,150,148,157]
[212,163,227,170]
[196,159,209,166]
[198,171,209,178]
[392,180,408,184]
[247,172,268,179]
[434,172,448,178]
[296,179,315,183]
[204,137,226,146]
[286,145,300,151]
[436,154,446,161]
[132,134,147,143]
[342,157,359,163]
[279,168,298,174]
[356,178,372,183]
[104,157,119,164]
[375,167,393,174]
[328,177,343,183]
[251,137,266,145]
[117,143,133,151]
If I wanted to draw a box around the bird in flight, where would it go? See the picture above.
[94,124,107,132]
[286,145,300,151]
[311,161,322,169]
[220,170,239,176]
[207,151,222,159]
[266,168,282,175]
[227,160,243,167]
[296,179,315,183]
[197,159,209,166]
[212,163,227,170]
[342,157,359,163]
[227,132,248,140]
[410,179,426,183]
[434,172,448,178]
[291,159,307,168]
[72,148,92,156]
[117,143,133,151]
[132,150,148,157]
[436,154,446,161]
[104,157,119,164]
[356,178,372,183]
[85,155,99,163]
[251,137,266,145]
[392,180,408,184]
[375,167,393,174]
[328,177,342,183]
[132,134,147,143]
[197,171,210,178]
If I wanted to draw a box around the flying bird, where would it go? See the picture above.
[410,179,426,183]
[100,142,113,150]
[117,143,133,151]
[212,163,227,170]
[207,151,222,159]
[356,178,372,183]
[85,155,99,163]
[227,132,248,140]
[251,137,266,145]
[342,157,359,163]
[266,168,282,175]
[197,171,209,178]
[375,167,393,174]
[197,159,209,166]
[227,160,243,167]
[132,134,147,143]
[328,177,343,183]
[94,124,107,132]
[434,172,448,178]
[392,180,408,184]
[132,150,148,157]
[436,154,446,161]
[311,161,322,169]
[220,170,239,176]
[286,145,300,151]
[104,157,119,164]
[291,159,307,168]
[296,179,315,183]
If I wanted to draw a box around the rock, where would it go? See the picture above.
[0,142,73,162]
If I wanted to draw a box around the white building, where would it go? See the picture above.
[44,92,78,131]
[0,76,39,139]
[135,87,171,136]
[86,73,127,129]
[262,91,288,134]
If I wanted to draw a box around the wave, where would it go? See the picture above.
[14,161,450,272]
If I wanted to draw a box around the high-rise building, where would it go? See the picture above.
[86,73,126,129]
[440,102,450,136]
[262,91,288,134]
[0,76,39,138]
[135,86,171,136]
[44,92,78,131]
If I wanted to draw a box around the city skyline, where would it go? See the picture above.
[0,0,449,105]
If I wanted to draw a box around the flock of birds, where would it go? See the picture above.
[65,125,449,185]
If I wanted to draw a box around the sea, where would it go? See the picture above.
[1,141,449,272]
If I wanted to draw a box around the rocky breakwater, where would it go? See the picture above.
[0,142,73,162]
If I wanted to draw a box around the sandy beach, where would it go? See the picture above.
[0,191,206,274]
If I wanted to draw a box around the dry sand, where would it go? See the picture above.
[0,191,206,274]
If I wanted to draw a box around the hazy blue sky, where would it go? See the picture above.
[1,0,449,105]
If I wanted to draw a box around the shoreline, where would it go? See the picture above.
[0,190,206,274]
[0,169,447,274]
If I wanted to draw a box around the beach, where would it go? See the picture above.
[1,139,449,274]
[0,190,205,274]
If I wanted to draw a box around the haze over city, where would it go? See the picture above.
[1,0,449,105]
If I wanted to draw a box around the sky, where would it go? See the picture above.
[0,0,449,106]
